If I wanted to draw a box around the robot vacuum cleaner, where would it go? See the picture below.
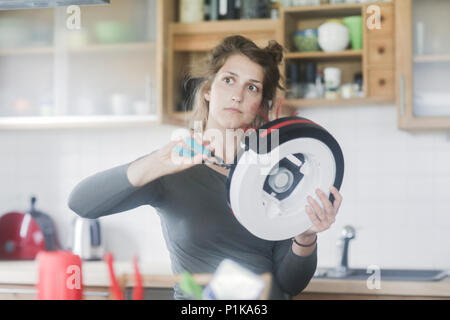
[225,116,344,241]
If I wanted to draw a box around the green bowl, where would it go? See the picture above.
[293,29,320,52]
[94,21,133,44]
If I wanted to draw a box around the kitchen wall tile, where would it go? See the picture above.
[433,203,450,227]
[432,151,450,174]
[432,175,450,199]
[404,131,440,151]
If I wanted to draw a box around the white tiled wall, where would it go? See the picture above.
[1,105,449,271]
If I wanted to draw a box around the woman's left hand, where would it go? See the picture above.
[299,186,343,237]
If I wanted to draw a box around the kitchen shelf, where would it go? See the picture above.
[284,97,394,109]
[0,42,156,56]
[283,3,363,17]
[68,41,156,53]
[413,54,450,63]
[159,0,395,127]
[170,18,280,52]
[285,50,362,60]
[170,18,277,35]
[0,115,159,130]
[0,46,54,56]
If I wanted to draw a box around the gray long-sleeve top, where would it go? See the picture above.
[68,153,317,300]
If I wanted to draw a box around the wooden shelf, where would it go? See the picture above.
[170,19,280,52]
[0,46,53,56]
[0,115,159,130]
[282,3,363,17]
[284,97,394,109]
[160,0,396,125]
[285,50,362,60]
[414,54,450,63]
[68,42,156,54]
[170,18,278,35]
[166,97,394,118]
[0,42,156,56]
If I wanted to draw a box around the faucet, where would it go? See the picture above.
[334,225,356,277]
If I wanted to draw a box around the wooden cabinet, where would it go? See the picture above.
[395,0,450,129]
[294,277,450,300]
[0,283,112,300]
[158,0,280,127]
[295,292,450,300]
[364,1,395,102]
[159,1,396,127]
[282,2,395,108]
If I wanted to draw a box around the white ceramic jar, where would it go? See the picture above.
[324,67,341,90]
[318,22,350,52]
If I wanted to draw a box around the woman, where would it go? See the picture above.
[68,35,343,300]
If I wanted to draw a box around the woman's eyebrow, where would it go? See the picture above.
[224,71,262,84]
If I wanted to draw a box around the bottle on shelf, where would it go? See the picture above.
[315,69,325,99]
[353,72,364,98]
[179,0,205,23]
[286,63,303,99]
[204,0,211,21]
[324,67,341,100]
[240,0,270,19]
[210,0,219,21]
[270,0,281,19]
[218,0,237,20]
[303,62,319,99]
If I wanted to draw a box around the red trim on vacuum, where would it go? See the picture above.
[259,119,325,138]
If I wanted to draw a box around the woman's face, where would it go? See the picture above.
[205,54,264,130]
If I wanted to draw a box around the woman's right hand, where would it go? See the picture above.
[154,132,215,176]
[127,132,215,187]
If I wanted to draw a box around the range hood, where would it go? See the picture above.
[0,0,110,10]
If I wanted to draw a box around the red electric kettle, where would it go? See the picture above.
[0,196,60,260]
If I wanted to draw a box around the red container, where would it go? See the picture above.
[36,251,83,300]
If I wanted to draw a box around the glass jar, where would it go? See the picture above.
[241,0,270,19]
[179,0,204,23]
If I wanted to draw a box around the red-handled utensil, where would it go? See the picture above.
[132,255,143,300]
[104,252,124,300]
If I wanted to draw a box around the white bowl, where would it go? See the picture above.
[318,22,350,52]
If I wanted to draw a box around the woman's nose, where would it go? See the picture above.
[231,88,244,103]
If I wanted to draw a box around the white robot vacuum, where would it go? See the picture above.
[225,116,344,241]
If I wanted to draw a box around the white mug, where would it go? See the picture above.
[111,94,129,115]
[324,67,341,90]
[133,100,151,115]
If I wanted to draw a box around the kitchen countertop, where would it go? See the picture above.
[303,276,450,298]
[0,260,172,287]
[1,261,449,298]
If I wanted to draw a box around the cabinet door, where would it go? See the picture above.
[60,0,158,118]
[0,8,54,118]
[0,0,159,129]
[396,0,450,129]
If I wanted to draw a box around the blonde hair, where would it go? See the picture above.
[186,35,285,132]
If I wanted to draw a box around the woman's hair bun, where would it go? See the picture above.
[264,40,284,65]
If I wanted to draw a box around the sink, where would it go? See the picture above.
[314,268,449,282]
